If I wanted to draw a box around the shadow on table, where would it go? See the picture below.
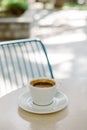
[18,107,68,130]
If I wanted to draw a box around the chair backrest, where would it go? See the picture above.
[0,38,54,96]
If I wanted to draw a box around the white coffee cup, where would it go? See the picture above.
[29,78,57,106]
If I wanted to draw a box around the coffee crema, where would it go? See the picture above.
[30,79,55,88]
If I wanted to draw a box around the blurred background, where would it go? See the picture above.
[0,0,87,79]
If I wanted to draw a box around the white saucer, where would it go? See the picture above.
[18,91,68,114]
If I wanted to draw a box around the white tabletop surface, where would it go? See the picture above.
[0,79,87,130]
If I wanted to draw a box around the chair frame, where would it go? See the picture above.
[0,38,54,81]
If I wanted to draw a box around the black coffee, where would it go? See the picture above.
[31,79,55,88]
[33,82,53,88]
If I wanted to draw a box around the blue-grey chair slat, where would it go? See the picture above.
[7,45,18,87]
[17,43,29,85]
[0,39,54,97]
[36,40,47,77]
[24,43,35,78]
[2,46,12,87]
[40,40,54,78]
[30,41,41,77]
[0,52,6,86]
[13,44,24,86]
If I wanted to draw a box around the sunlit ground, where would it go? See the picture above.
[31,9,87,78]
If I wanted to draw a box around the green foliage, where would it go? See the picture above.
[1,0,28,16]
[63,2,87,10]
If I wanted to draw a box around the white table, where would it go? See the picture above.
[0,79,87,130]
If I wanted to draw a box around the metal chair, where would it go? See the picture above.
[0,38,54,97]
